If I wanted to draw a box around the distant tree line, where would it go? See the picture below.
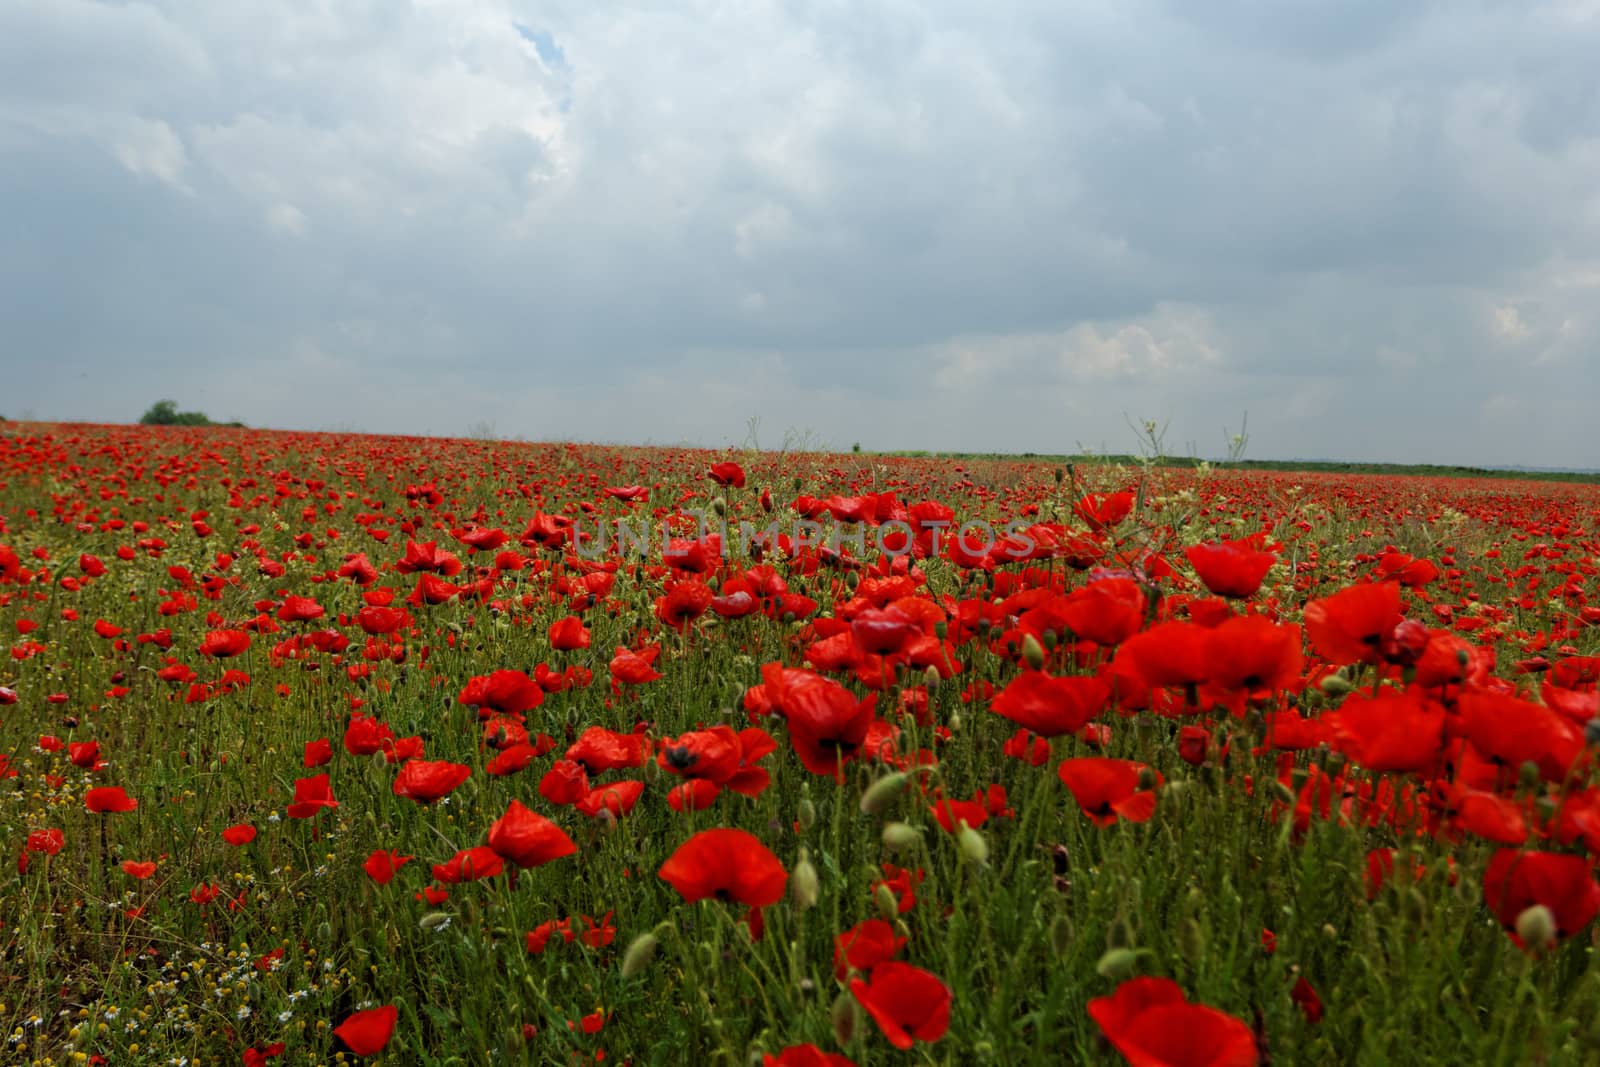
[139,400,245,428]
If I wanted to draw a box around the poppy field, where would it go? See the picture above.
[3,422,1600,1066]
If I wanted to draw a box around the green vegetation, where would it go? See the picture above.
[138,400,245,428]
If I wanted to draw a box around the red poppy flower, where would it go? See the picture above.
[538,760,591,806]
[277,595,325,623]
[1304,582,1402,665]
[849,961,952,1050]
[1324,688,1444,774]
[708,461,747,488]
[656,580,714,631]
[610,645,664,687]
[486,799,578,869]
[1459,689,1584,783]
[658,828,787,906]
[432,846,505,883]
[834,918,906,980]
[549,615,591,651]
[1088,976,1257,1067]
[1057,758,1160,827]
[1204,617,1303,694]
[85,786,138,813]
[566,726,648,773]
[763,1046,857,1067]
[333,1004,398,1056]
[199,629,251,658]
[989,671,1110,737]
[458,670,543,716]
[222,823,257,846]
[1185,540,1277,599]
[363,849,414,885]
[121,859,157,879]
[1482,849,1600,944]
[286,773,338,819]
[396,539,462,576]
[761,664,876,778]
[1074,491,1135,532]
[392,760,472,804]
[575,779,646,818]
[1057,578,1147,646]
[1116,622,1212,690]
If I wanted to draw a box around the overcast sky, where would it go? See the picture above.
[3,1,1599,467]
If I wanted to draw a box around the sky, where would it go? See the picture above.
[3,1,1599,467]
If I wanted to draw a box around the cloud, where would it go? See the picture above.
[2,0,1598,467]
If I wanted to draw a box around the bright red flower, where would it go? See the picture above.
[486,799,578,869]
[610,645,663,687]
[763,1046,857,1067]
[432,846,505,883]
[1304,582,1402,666]
[303,737,334,768]
[658,828,787,906]
[708,461,747,488]
[1325,688,1444,774]
[458,670,543,716]
[199,629,251,658]
[761,664,876,778]
[1482,849,1600,944]
[1057,758,1160,827]
[1057,578,1147,646]
[989,671,1110,737]
[222,823,257,846]
[566,726,648,773]
[363,849,414,885]
[277,595,325,623]
[1185,540,1277,599]
[84,786,138,813]
[120,859,157,879]
[1117,622,1212,690]
[849,961,952,1050]
[1204,617,1302,694]
[549,615,591,651]
[1088,976,1257,1067]
[393,760,471,803]
[333,1004,398,1056]
[834,918,906,980]
[286,774,338,819]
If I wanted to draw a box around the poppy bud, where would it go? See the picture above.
[620,932,659,978]
[419,912,452,932]
[791,851,819,911]
[1322,923,1338,939]
[710,497,726,517]
[1137,767,1158,791]
[859,772,910,815]
[923,665,940,691]
[1176,916,1207,965]
[1515,905,1556,951]
[1319,672,1355,697]
[1517,760,1541,790]
[882,822,921,853]
[1020,633,1046,671]
[1049,913,1074,957]
[1095,947,1140,980]
[948,712,962,733]
[1323,751,1346,776]
[1270,779,1297,805]
[957,824,989,866]
[830,990,859,1046]
[796,797,817,832]
[874,883,899,922]
[1106,917,1133,949]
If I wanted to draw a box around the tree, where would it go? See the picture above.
[140,400,214,427]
